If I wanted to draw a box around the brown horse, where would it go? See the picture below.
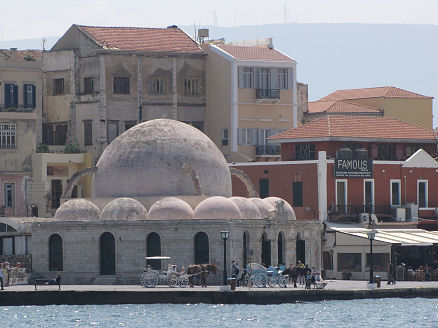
[187,264,217,287]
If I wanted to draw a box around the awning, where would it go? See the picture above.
[326,224,438,246]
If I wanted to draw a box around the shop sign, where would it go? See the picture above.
[334,158,373,178]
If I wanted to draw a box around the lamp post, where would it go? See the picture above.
[221,231,229,285]
[367,230,376,283]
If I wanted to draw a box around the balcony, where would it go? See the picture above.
[0,105,35,113]
[256,89,280,100]
[256,145,281,156]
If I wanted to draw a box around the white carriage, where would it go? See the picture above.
[140,256,189,288]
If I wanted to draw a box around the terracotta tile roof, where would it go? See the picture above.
[269,116,437,141]
[319,86,432,101]
[308,100,382,114]
[0,49,43,60]
[77,25,203,54]
[218,45,294,62]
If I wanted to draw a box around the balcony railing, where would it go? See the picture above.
[256,145,281,156]
[329,204,392,216]
[256,89,280,100]
[0,105,35,112]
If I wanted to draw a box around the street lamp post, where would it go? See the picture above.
[367,230,376,283]
[221,231,229,285]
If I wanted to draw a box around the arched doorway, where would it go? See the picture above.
[277,232,284,265]
[146,232,161,270]
[296,232,305,264]
[194,232,209,264]
[49,234,63,271]
[100,232,115,275]
[243,231,250,266]
[261,232,271,266]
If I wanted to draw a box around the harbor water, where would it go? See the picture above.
[1,298,437,327]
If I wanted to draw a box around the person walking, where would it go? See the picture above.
[387,261,395,285]
[231,260,240,286]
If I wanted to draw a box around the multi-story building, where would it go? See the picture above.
[202,39,299,162]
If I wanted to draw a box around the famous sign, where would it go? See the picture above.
[334,158,373,178]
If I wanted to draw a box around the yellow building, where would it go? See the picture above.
[202,40,299,162]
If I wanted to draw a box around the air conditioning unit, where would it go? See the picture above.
[392,207,406,222]
[359,213,369,224]
[404,203,419,221]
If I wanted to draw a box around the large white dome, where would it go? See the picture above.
[54,199,101,221]
[92,119,232,199]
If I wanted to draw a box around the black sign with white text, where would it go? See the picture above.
[334,158,373,178]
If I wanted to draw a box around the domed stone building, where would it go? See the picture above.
[31,120,321,284]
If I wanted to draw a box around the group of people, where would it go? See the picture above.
[0,261,12,290]
[392,262,435,282]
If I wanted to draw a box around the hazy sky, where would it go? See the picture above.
[1,0,438,41]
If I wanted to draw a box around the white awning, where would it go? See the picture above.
[145,256,171,260]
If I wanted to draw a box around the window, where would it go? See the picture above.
[124,121,136,131]
[24,84,36,108]
[261,233,271,266]
[242,67,253,88]
[184,79,199,96]
[84,77,94,94]
[107,121,119,144]
[53,78,64,95]
[292,181,303,207]
[4,183,14,208]
[4,83,18,108]
[322,251,333,270]
[1,237,14,255]
[55,125,67,145]
[113,77,129,94]
[277,69,287,89]
[336,179,347,213]
[49,234,63,271]
[146,233,161,270]
[194,232,209,264]
[364,179,374,213]
[83,120,92,146]
[378,144,391,160]
[238,128,256,146]
[337,253,361,272]
[51,180,62,209]
[365,253,390,272]
[295,143,315,160]
[42,124,67,145]
[418,180,428,208]
[150,79,166,95]
[0,123,16,149]
[259,178,269,198]
[390,180,401,206]
[258,68,270,89]
[221,128,228,146]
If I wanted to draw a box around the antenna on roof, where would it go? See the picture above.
[42,37,46,51]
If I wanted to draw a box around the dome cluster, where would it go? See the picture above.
[54,197,296,221]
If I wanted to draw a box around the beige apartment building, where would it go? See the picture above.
[202,40,300,162]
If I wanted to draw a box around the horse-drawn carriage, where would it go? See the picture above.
[243,263,287,288]
[140,256,189,288]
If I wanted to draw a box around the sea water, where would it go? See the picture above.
[1,298,437,327]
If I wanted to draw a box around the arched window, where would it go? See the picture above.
[100,232,115,275]
[296,232,305,264]
[194,232,209,264]
[277,232,284,265]
[261,232,271,266]
[243,231,249,266]
[49,234,63,271]
[146,232,161,270]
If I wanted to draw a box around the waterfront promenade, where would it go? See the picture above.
[1,280,438,305]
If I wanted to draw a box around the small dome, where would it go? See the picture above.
[193,196,242,219]
[229,197,261,219]
[264,197,296,220]
[148,197,193,220]
[54,199,101,221]
[249,198,275,219]
[100,198,147,221]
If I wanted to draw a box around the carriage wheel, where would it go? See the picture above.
[267,275,277,288]
[167,273,178,287]
[255,273,267,288]
[278,276,287,288]
[141,272,159,288]
[178,274,189,288]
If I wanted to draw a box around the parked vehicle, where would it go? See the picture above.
[140,256,189,288]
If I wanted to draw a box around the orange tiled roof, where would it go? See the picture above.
[0,49,43,60]
[319,86,432,101]
[269,116,437,141]
[218,45,294,62]
[77,25,203,54]
[308,100,382,114]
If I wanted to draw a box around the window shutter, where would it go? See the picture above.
[238,67,244,88]
[5,83,11,107]
[32,85,36,108]
[23,84,28,108]
[238,128,244,145]
[250,128,258,146]
[257,128,264,146]
[270,68,277,89]
[254,68,260,89]
[287,68,293,89]
[13,84,18,107]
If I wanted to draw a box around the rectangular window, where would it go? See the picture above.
[51,180,62,209]
[242,67,253,88]
[24,84,36,108]
[55,125,67,145]
[221,128,228,146]
[292,181,303,207]
[124,121,136,131]
[322,251,333,270]
[4,183,14,208]
[4,83,18,108]
[2,237,14,255]
[364,179,374,212]
[84,77,94,94]
[150,79,166,95]
[259,178,269,198]
[184,79,199,96]
[390,180,401,206]
[53,78,64,95]
[0,123,16,149]
[336,179,347,213]
[295,143,315,160]
[107,121,119,144]
[337,253,362,272]
[418,180,428,208]
[277,69,287,89]
[258,68,270,90]
[83,120,92,146]
[113,77,130,94]
[377,144,391,160]
[366,253,390,272]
